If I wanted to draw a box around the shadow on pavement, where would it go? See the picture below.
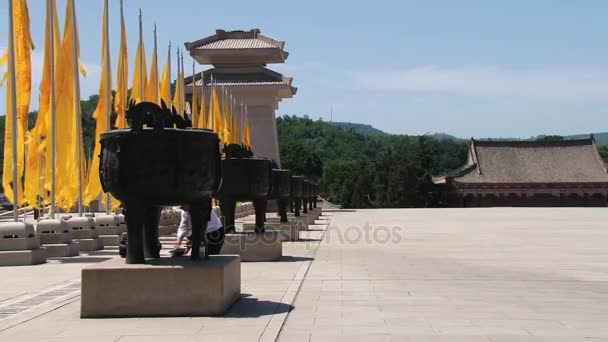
[225,294,293,318]
[49,257,113,264]
[279,256,314,262]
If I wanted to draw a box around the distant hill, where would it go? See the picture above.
[328,122,388,136]
[327,120,608,145]
[562,133,608,145]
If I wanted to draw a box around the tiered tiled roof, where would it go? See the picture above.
[433,138,608,185]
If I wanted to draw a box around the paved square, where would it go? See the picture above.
[1,209,608,341]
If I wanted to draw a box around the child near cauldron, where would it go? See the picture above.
[170,205,225,256]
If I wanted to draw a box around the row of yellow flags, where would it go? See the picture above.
[1,0,252,211]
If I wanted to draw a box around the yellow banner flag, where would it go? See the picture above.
[198,79,207,129]
[145,33,158,103]
[221,91,230,144]
[114,0,128,128]
[211,85,222,139]
[83,0,111,205]
[54,0,83,209]
[191,74,199,127]
[159,53,170,106]
[3,0,33,205]
[130,34,147,104]
[243,113,251,149]
[24,0,61,207]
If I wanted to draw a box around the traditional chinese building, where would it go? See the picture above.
[433,137,608,207]
[184,29,297,166]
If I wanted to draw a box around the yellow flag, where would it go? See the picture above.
[145,39,158,103]
[24,0,61,207]
[191,75,199,127]
[211,85,222,139]
[159,54,170,106]
[243,113,251,149]
[172,56,184,116]
[130,35,147,103]
[221,91,230,144]
[114,1,128,128]
[231,102,238,144]
[198,80,206,129]
[54,0,83,209]
[83,0,111,205]
[3,0,33,205]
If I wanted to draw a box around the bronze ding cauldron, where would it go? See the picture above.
[290,175,304,216]
[302,180,313,214]
[268,169,292,222]
[306,181,318,210]
[100,101,221,264]
[312,182,319,208]
[215,146,272,233]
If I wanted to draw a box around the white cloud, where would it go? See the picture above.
[349,66,608,101]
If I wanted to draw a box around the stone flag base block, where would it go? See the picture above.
[99,235,120,246]
[243,222,302,241]
[0,249,47,266]
[43,242,80,257]
[220,231,282,261]
[76,238,104,252]
[81,256,241,317]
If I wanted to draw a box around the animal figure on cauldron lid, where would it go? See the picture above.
[125,99,194,130]
[223,143,254,159]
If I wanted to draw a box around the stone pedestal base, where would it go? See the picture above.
[220,231,282,261]
[81,256,241,317]
[43,242,80,257]
[99,235,120,247]
[76,238,104,252]
[0,249,47,266]
[243,222,301,241]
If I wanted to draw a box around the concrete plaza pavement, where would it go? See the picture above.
[1,208,607,341]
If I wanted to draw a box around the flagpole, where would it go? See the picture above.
[69,0,84,216]
[104,0,111,214]
[167,41,172,107]
[48,0,57,219]
[7,0,19,221]
[138,9,144,102]
[153,23,159,104]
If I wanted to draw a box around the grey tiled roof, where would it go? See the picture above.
[195,38,277,50]
[436,138,608,184]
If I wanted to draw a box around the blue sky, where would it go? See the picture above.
[1,0,608,138]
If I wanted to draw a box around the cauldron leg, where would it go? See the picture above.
[125,202,145,264]
[303,198,308,214]
[219,200,236,233]
[253,199,266,233]
[278,198,288,223]
[190,199,211,260]
[314,197,317,208]
[294,198,301,217]
[309,198,313,210]
[143,206,161,259]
